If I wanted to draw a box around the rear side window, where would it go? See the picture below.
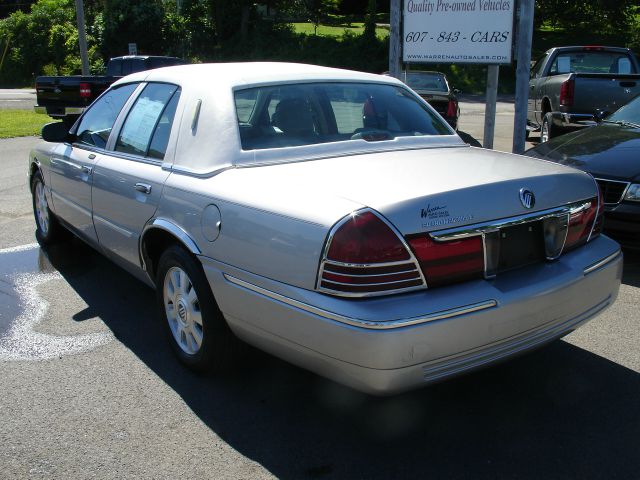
[115,83,180,159]
[75,83,138,149]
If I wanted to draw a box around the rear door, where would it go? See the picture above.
[91,83,181,268]
[48,83,139,243]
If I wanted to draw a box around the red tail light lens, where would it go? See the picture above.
[408,235,484,287]
[318,210,425,296]
[446,99,457,118]
[79,82,92,98]
[559,79,574,107]
[563,197,598,252]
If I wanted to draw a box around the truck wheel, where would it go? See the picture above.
[541,113,555,143]
[156,245,236,372]
[31,170,65,244]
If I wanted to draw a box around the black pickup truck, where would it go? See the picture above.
[34,55,186,123]
[527,46,640,142]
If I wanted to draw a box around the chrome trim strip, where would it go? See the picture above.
[316,208,428,297]
[588,175,600,242]
[584,250,621,275]
[225,274,497,330]
[322,268,420,278]
[142,218,201,255]
[594,177,631,205]
[430,199,593,241]
[323,259,418,269]
[320,277,422,288]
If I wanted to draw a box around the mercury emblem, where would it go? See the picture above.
[519,188,535,209]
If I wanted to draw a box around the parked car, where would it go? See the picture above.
[401,71,460,129]
[29,63,622,395]
[526,94,640,249]
[527,46,640,142]
[34,55,187,124]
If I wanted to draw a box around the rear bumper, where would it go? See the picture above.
[34,106,85,117]
[551,112,596,129]
[201,235,622,395]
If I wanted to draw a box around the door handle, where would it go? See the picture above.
[134,183,152,194]
[81,165,93,175]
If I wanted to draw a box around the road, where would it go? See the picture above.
[0,89,36,110]
[0,116,638,478]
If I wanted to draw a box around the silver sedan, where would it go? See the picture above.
[29,63,622,394]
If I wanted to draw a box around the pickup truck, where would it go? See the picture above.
[34,55,186,124]
[527,46,640,142]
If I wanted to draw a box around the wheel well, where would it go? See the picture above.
[29,161,41,189]
[542,97,552,116]
[141,228,190,283]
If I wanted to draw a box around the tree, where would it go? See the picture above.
[534,0,635,34]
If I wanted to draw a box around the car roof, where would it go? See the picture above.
[113,62,402,90]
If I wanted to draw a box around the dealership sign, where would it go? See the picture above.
[403,0,515,64]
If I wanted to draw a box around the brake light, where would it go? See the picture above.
[79,82,92,98]
[318,210,425,296]
[446,99,457,118]
[583,46,604,51]
[559,78,574,107]
[563,197,598,252]
[408,235,484,287]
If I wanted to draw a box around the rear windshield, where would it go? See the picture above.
[234,82,451,151]
[404,72,448,92]
[549,51,636,75]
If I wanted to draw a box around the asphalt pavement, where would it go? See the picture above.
[0,89,36,110]
[0,110,638,478]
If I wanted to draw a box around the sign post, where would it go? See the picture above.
[512,0,535,154]
[389,0,402,79]
[399,0,515,149]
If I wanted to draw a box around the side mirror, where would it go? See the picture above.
[41,122,75,143]
[593,109,610,123]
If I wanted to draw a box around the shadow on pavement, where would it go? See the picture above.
[35,239,640,479]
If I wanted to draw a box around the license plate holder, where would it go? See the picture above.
[497,221,545,273]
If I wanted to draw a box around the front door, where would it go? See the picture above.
[48,83,139,243]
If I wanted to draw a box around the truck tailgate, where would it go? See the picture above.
[573,73,640,114]
[35,76,112,108]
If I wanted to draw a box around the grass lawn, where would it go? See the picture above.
[0,110,56,139]
[290,22,389,40]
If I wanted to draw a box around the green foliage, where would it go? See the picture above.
[0,0,102,86]
[100,0,166,58]
[534,0,635,34]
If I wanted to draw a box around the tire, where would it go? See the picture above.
[156,245,236,372]
[541,113,556,143]
[31,170,65,244]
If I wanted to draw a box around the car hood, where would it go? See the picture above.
[526,124,640,181]
[220,145,597,235]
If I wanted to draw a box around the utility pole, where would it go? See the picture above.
[512,0,534,153]
[75,0,90,75]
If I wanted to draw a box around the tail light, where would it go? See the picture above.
[563,197,599,252]
[317,210,425,296]
[446,99,457,118]
[407,235,484,287]
[559,78,574,107]
[79,82,92,99]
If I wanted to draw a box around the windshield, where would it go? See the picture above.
[607,95,640,124]
[404,72,449,92]
[234,82,451,151]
